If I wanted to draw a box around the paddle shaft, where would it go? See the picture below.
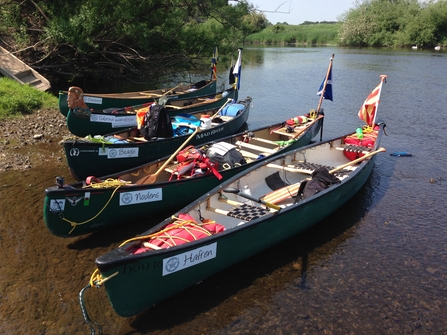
[163,83,183,96]
[292,115,322,139]
[329,147,386,174]
[263,147,386,204]
[136,127,199,184]
[211,98,233,120]
[223,187,281,211]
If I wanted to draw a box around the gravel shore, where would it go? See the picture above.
[0,108,71,172]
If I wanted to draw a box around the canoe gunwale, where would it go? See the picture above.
[95,123,385,271]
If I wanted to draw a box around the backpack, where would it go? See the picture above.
[206,142,247,169]
[140,104,173,140]
[296,167,341,201]
[170,146,222,180]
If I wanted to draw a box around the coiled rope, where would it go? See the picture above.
[62,179,131,234]
[79,270,119,335]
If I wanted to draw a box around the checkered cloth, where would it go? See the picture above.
[226,204,271,221]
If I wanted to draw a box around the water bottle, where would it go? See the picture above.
[200,115,211,129]
[356,127,364,139]
[242,185,254,206]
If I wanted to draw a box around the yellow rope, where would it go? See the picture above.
[63,185,123,234]
[149,224,213,247]
[89,269,101,287]
[82,178,131,189]
[362,125,374,133]
[89,269,119,287]
[118,215,218,247]
[309,109,317,119]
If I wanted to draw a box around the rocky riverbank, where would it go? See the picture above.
[0,108,71,172]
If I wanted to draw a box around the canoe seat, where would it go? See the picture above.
[238,149,261,160]
[335,145,371,155]
[235,141,277,154]
[272,127,299,138]
[272,122,312,138]
[210,198,274,222]
[211,115,233,125]
[226,203,272,221]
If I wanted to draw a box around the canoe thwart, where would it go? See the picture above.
[235,141,277,154]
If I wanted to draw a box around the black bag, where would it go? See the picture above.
[140,104,173,140]
[206,142,246,169]
[296,167,341,200]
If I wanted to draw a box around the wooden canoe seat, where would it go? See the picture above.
[209,201,272,222]
[235,141,277,154]
[238,149,260,160]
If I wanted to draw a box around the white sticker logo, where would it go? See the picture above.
[162,243,217,276]
[119,188,162,205]
[97,147,139,158]
[49,199,65,212]
[83,96,103,105]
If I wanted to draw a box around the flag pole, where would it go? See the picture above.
[371,74,387,125]
[316,54,334,113]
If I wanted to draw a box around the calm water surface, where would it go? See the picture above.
[1,46,446,334]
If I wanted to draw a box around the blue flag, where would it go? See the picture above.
[317,67,333,101]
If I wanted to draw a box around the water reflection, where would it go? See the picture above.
[2,46,447,334]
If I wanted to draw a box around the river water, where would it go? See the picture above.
[1,46,446,334]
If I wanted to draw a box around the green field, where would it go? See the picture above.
[245,23,341,46]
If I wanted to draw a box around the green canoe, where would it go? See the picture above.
[65,87,238,137]
[58,79,217,116]
[44,112,324,238]
[80,122,387,320]
[63,95,248,181]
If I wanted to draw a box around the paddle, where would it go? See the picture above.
[162,83,183,96]
[263,147,387,204]
[223,187,281,211]
[211,98,233,120]
[328,147,386,174]
[291,114,323,139]
[136,127,200,185]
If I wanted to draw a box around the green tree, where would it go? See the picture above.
[0,0,258,82]
[338,0,447,48]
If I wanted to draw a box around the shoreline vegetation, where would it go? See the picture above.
[1,1,446,121]
[1,0,446,89]
[245,23,340,46]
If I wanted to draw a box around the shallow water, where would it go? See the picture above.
[1,46,446,334]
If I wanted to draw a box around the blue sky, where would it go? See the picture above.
[250,0,356,25]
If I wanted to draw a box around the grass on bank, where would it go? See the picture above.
[0,77,57,121]
[246,23,341,45]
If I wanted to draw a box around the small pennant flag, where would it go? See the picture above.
[358,83,381,125]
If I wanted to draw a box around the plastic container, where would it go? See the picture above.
[242,185,255,206]
[200,114,212,129]
[356,127,364,139]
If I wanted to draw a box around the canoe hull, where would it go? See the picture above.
[64,95,248,181]
[45,115,324,237]
[65,87,238,137]
[94,123,385,317]
[0,46,51,92]
[58,80,217,116]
